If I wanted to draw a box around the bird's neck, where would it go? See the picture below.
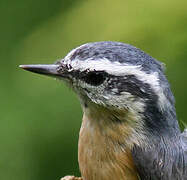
[143,98,181,138]
[130,102,183,179]
[78,105,142,180]
[78,101,182,180]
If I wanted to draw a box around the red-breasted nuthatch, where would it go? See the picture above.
[20,41,187,180]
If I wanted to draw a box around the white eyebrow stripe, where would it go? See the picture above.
[65,57,159,86]
[64,57,167,110]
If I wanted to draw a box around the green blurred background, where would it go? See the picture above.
[1,0,187,179]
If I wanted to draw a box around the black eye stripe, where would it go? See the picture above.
[105,74,157,100]
[71,69,157,101]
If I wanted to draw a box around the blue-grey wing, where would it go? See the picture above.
[180,128,187,161]
[133,131,187,180]
[178,129,187,179]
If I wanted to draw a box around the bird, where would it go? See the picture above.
[20,41,187,180]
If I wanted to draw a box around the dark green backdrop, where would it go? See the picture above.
[0,0,187,179]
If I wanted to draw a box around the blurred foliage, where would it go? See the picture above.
[0,0,187,179]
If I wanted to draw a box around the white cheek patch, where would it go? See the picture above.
[64,56,168,111]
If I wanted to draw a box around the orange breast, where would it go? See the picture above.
[78,112,139,180]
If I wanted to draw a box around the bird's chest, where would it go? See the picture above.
[78,113,138,180]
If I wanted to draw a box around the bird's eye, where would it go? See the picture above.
[83,71,106,86]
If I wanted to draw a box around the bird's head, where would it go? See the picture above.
[20,41,180,143]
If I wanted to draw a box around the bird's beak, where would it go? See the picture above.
[19,64,62,77]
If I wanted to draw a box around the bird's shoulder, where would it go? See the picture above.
[132,134,187,180]
[180,129,187,153]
